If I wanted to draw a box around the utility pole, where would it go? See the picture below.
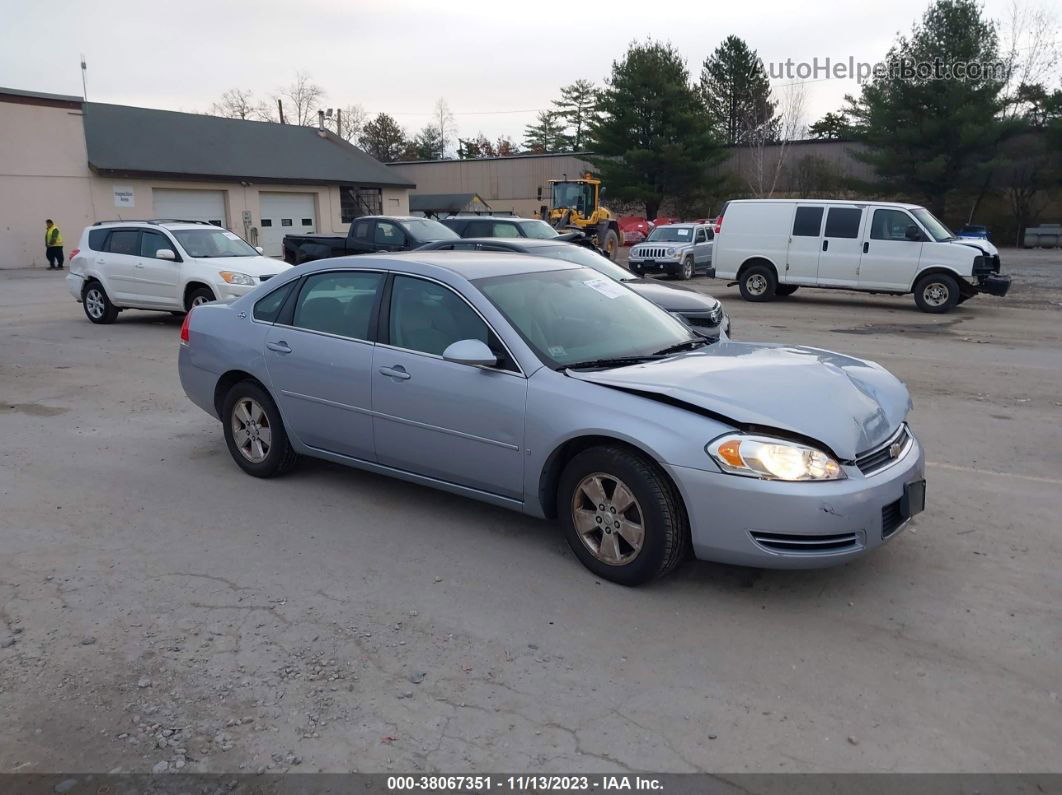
[80,55,88,100]
[336,109,342,140]
[277,99,285,124]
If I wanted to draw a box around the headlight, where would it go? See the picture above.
[666,247,676,256]
[219,271,255,286]
[706,434,845,481]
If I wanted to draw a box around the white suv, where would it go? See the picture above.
[66,220,290,324]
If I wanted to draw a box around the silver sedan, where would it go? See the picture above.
[178,252,925,585]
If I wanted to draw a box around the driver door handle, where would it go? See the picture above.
[822,239,829,251]
[863,242,870,254]
[266,341,292,354]
[379,365,411,381]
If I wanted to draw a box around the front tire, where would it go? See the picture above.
[82,281,119,324]
[187,287,216,311]
[678,256,694,281]
[557,446,689,586]
[222,381,298,478]
[599,229,620,260]
[913,273,960,313]
[738,264,777,302]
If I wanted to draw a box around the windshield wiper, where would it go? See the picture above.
[564,355,661,371]
[653,338,710,356]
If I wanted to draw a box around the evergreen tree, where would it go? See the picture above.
[357,113,408,162]
[406,125,444,160]
[523,111,567,153]
[845,0,1012,215]
[589,40,725,220]
[552,79,598,150]
[807,111,851,140]
[699,36,777,145]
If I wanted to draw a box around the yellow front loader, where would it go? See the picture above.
[541,173,621,260]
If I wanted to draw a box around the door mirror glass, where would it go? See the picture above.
[905,225,923,241]
[442,339,498,367]
[156,248,177,261]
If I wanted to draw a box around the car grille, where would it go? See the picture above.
[855,425,911,476]
[750,531,862,555]
[635,247,672,259]
[881,498,905,538]
[681,307,723,327]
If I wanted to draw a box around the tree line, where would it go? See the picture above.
[209,0,1061,238]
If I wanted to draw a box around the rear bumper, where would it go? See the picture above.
[66,272,85,301]
[665,434,925,569]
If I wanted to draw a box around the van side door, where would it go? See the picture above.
[859,207,922,290]
[785,206,825,284]
[817,206,866,286]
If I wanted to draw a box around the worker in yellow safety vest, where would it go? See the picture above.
[45,219,64,270]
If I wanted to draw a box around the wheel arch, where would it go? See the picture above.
[213,369,269,418]
[537,433,686,521]
[183,281,216,310]
[910,265,967,293]
[736,256,778,281]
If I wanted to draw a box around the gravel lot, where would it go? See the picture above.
[1,249,1060,774]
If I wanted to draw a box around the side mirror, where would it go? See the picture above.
[255,246,265,254]
[157,249,176,261]
[905,225,923,242]
[442,339,497,368]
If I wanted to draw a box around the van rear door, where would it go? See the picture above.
[785,206,825,284]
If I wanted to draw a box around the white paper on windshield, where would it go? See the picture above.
[676,228,690,236]
[222,231,241,240]
[583,278,626,299]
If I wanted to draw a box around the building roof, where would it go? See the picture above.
[0,86,83,108]
[409,193,492,213]
[82,102,415,188]
[391,151,594,166]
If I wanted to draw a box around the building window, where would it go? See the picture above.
[341,187,383,223]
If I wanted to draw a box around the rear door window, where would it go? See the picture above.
[465,220,491,237]
[792,207,825,237]
[105,229,140,255]
[824,207,863,239]
[492,222,520,238]
[291,271,385,340]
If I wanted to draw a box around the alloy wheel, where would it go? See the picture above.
[85,288,105,319]
[191,294,213,307]
[231,398,272,463]
[570,472,645,565]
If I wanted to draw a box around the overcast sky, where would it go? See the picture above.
[0,0,1046,146]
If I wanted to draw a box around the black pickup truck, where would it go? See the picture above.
[282,215,459,264]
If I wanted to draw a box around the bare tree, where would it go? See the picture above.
[1000,0,1061,117]
[271,72,326,127]
[739,82,807,198]
[209,88,266,120]
[433,98,456,159]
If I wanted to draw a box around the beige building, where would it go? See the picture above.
[0,87,414,268]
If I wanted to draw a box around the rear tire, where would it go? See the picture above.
[82,281,119,324]
[776,285,799,297]
[557,446,689,586]
[913,273,960,313]
[738,264,777,302]
[222,381,298,478]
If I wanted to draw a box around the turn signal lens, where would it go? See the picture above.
[706,434,845,481]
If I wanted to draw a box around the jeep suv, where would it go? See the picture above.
[66,220,289,324]
[628,223,715,280]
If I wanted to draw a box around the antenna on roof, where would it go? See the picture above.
[80,54,88,100]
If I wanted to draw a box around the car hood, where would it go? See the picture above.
[626,280,721,312]
[568,341,910,459]
[192,255,290,276]
[955,238,999,257]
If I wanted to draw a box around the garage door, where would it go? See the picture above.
[152,189,227,226]
[260,193,316,257]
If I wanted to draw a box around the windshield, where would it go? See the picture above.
[172,228,258,258]
[911,208,954,242]
[646,226,695,243]
[404,218,459,241]
[532,244,637,282]
[519,220,560,239]
[551,182,595,215]
[476,268,695,369]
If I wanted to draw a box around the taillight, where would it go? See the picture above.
[70,248,80,259]
[180,311,191,345]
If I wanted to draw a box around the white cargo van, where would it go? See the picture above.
[712,200,1010,313]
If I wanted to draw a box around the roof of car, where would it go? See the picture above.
[352,251,577,280]
[725,199,924,210]
[89,220,227,231]
[445,215,536,222]
[445,238,567,249]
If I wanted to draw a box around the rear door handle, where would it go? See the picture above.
[266,341,292,354]
[379,365,411,381]
[822,239,829,251]
[863,242,869,254]
[135,262,145,269]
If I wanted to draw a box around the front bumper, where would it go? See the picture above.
[666,434,925,568]
[976,273,1011,296]
[630,258,681,275]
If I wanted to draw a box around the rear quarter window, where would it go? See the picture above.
[87,229,109,251]
[253,282,296,323]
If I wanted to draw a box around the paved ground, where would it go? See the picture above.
[1,249,1060,774]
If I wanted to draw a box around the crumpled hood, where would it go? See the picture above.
[568,341,911,459]
[955,238,999,257]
